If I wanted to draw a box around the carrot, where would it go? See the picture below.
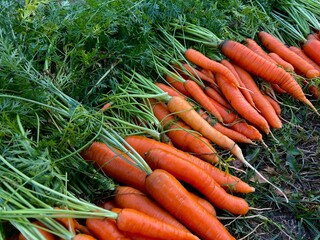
[183,79,224,122]
[165,96,247,160]
[303,38,320,67]
[220,40,319,114]
[155,82,183,97]
[184,48,240,87]
[54,208,76,235]
[220,59,256,108]
[215,73,270,133]
[145,148,250,215]
[268,52,295,71]
[271,83,287,94]
[204,85,232,109]
[165,74,191,97]
[18,221,56,240]
[125,135,255,194]
[180,63,216,83]
[86,218,130,240]
[201,68,216,81]
[289,46,320,71]
[99,102,112,112]
[262,93,281,116]
[151,99,219,163]
[74,220,93,236]
[307,32,319,40]
[82,142,147,192]
[245,38,277,64]
[258,31,319,78]
[102,199,117,210]
[113,186,189,231]
[72,234,96,240]
[145,169,236,240]
[189,192,216,216]
[232,64,282,129]
[208,97,263,141]
[115,208,200,240]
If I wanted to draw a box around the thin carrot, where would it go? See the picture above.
[74,220,93,236]
[72,234,96,240]
[204,85,232,108]
[232,64,282,129]
[151,99,219,163]
[215,73,270,133]
[189,191,216,216]
[289,46,320,71]
[18,221,56,240]
[271,83,287,94]
[115,208,200,240]
[155,82,183,97]
[184,48,240,87]
[245,38,277,64]
[125,135,255,194]
[82,142,147,192]
[201,68,216,81]
[258,31,319,78]
[113,186,189,231]
[262,93,281,116]
[99,102,112,112]
[183,79,224,122]
[180,63,216,83]
[145,169,236,240]
[145,148,250,215]
[220,59,256,108]
[268,52,295,72]
[220,40,318,114]
[165,74,191,97]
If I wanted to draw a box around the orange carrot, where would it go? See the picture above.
[232,64,282,129]
[145,169,236,240]
[165,74,191,97]
[262,93,281,116]
[145,148,250,215]
[245,38,277,64]
[18,221,56,240]
[73,234,96,240]
[82,142,147,192]
[220,59,255,108]
[102,199,117,210]
[204,85,232,109]
[151,100,219,163]
[215,73,270,133]
[155,82,183,97]
[201,68,216,81]
[180,63,216,83]
[125,135,255,194]
[100,102,112,112]
[271,83,287,94]
[113,186,189,231]
[184,48,240,87]
[189,192,216,216]
[289,46,320,71]
[74,220,93,236]
[183,79,224,122]
[115,208,200,240]
[258,31,319,78]
[303,38,320,68]
[307,32,319,40]
[268,52,295,71]
[220,40,318,113]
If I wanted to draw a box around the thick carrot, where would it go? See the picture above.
[18,221,56,240]
[204,85,231,108]
[220,59,255,108]
[145,169,236,240]
[125,135,255,194]
[258,31,319,78]
[215,73,270,133]
[184,48,240,87]
[183,79,224,122]
[220,40,318,114]
[262,93,281,116]
[115,208,200,240]
[151,100,219,163]
[113,186,189,231]
[232,64,282,129]
[86,218,130,240]
[268,52,295,71]
[72,234,96,240]
[82,142,147,192]
[303,38,320,68]
[166,96,247,161]
[189,191,216,216]
[145,148,250,215]
[165,74,191,97]
[245,38,277,64]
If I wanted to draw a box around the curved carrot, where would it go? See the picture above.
[245,38,277,64]
[258,31,319,78]
[220,59,256,108]
[232,64,282,129]
[82,142,147,192]
[189,191,216,216]
[116,208,199,240]
[262,93,281,116]
[215,73,270,133]
[184,79,224,122]
[145,169,236,240]
[220,40,318,114]
[204,86,232,109]
[125,135,255,194]
[151,100,219,163]
[145,148,250,215]
[113,186,189,231]
[73,234,96,240]
[184,48,240,87]
[268,52,294,72]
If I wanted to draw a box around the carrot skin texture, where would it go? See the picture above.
[116,208,200,240]
[215,73,270,133]
[268,52,294,71]
[125,135,254,194]
[145,148,250,215]
[145,169,236,240]
[258,31,319,78]
[232,64,282,129]
[114,186,189,231]
[245,38,277,64]
[82,142,147,192]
